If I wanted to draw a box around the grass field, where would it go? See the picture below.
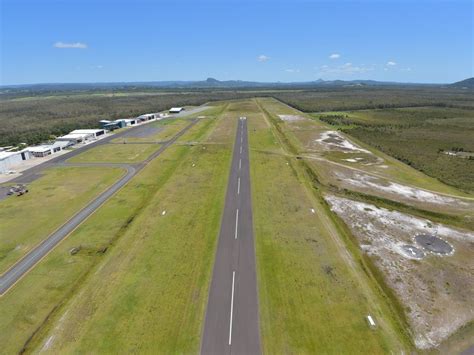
[68,143,160,163]
[246,99,408,353]
[0,166,124,273]
[26,107,233,353]
[0,103,232,353]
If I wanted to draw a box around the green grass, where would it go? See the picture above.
[246,99,407,353]
[34,145,231,353]
[0,166,124,273]
[26,110,232,353]
[68,143,160,163]
[0,147,187,353]
[0,105,232,354]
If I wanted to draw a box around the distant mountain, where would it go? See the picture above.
[0,77,451,93]
[450,77,474,89]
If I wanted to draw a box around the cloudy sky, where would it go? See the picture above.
[1,0,472,85]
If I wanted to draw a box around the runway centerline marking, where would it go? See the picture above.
[229,270,236,346]
[237,177,241,195]
[240,146,242,154]
[239,159,242,170]
[235,209,239,239]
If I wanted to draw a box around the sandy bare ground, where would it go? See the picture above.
[325,194,474,349]
[277,114,305,121]
[333,170,473,209]
[315,130,372,154]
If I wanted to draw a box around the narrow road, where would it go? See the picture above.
[0,118,200,295]
[201,117,261,355]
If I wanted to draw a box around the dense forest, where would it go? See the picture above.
[2,86,472,147]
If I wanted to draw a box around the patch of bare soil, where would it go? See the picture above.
[325,194,474,349]
[315,130,371,154]
[333,170,472,211]
[278,114,305,121]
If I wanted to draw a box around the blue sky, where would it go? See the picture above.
[1,0,472,85]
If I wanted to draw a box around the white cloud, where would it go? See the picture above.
[285,68,300,73]
[329,53,340,59]
[54,41,87,49]
[401,67,412,72]
[257,54,270,62]
[318,62,375,76]
[386,61,397,66]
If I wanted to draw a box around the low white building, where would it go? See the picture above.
[169,107,184,114]
[70,129,106,138]
[124,118,138,126]
[0,151,23,173]
[27,141,70,157]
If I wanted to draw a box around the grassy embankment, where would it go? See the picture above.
[0,166,124,273]
[247,98,409,353]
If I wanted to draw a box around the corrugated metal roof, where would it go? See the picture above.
[0,151,21,160]
[71,129,104,134]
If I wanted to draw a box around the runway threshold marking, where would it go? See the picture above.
[235,209,239,239]
[229,270,236,345]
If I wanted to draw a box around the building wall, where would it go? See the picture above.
[0,153,22,173]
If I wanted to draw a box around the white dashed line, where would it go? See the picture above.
[237,177,240,195]
[229,271,236,345]
[235,209,239,239]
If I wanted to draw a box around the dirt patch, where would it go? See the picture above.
[325,194,474,349]
[315,130,371,154]
[334,170,472,209]
[278,114,304,121]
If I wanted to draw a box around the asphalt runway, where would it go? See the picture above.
[0,116,202,295]
[201,117,261,355]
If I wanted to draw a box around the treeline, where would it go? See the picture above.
[271,88,474,112]
[0,91,270,146]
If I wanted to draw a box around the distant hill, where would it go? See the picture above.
[450,77,474,89]
[0,77,453,94]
